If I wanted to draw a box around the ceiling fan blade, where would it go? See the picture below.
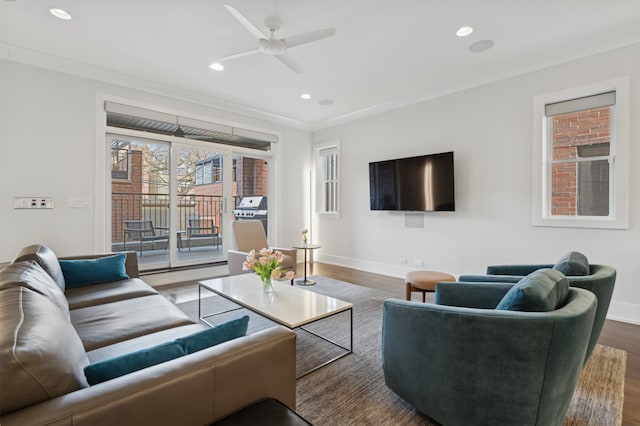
[224,5,269,40]
[275,53,303,74]
[283,28,336,48]
[219,48,261,61]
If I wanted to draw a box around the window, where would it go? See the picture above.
[316,142,340,215]
[111,140,130,180]
[195,156,222,185]
[532,77,629,229]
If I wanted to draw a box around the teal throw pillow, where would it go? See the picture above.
[175,315,249,354]
[84,342,185,385]
[59,254,129,288]
[84,315,249,385]
[496,269,569,312]
[553,251,589,276]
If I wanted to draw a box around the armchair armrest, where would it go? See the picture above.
[485,264,553,275]
[457,274,522,284]
[227,247,297,276]
[272,247,298,268]
[228,250,251,276]
[435,281,515,309]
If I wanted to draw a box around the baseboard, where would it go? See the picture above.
[317,253,640,325]
[607,301,640,325]
[316,253,412,280]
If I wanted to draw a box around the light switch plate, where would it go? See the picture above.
[14,197,54,209]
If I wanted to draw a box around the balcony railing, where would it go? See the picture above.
[112,192,237,253]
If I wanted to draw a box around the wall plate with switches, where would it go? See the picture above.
[14,197,54,209]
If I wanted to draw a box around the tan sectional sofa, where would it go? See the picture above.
[0,244,296,426]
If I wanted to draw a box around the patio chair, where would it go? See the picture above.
[186,218,220,251]
[124,219,169,255]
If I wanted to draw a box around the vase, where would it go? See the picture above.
[262,276,274,293]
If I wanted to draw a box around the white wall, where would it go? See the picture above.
[0,59,312,265]
[313,43,640,324]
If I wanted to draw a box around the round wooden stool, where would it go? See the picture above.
[405,270,456,302]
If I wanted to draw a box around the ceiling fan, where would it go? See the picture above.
[219,4,336,74]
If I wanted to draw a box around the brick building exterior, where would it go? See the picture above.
[551,106,611,216]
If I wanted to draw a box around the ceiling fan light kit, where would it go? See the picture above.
[220,4,336,74]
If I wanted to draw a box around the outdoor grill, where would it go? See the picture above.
[233,196,268,231]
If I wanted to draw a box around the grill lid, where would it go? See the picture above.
[236,196,267,210]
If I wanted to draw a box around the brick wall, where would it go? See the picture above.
[111,150,143,242]
[551,106,610,216]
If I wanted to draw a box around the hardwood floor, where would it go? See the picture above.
[300,262,640,426]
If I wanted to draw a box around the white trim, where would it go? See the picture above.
[3,44,311,131]
[95,94,280,266]
[314,140,341,217]
[607,301,640,325]
[532,76,629,229]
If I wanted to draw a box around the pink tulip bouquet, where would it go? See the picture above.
[243,248,295,285]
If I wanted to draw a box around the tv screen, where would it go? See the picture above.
[369,151,455,212]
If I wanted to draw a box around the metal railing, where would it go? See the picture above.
[111,192,236,251]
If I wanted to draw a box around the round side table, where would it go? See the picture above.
[292,244,321,285]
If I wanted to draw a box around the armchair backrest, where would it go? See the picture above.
[231,220,269,252]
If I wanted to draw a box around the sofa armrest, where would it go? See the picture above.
[1,326,296,426]
[58,252,140,279]
[435,282,515,309]
[485,264,553,276]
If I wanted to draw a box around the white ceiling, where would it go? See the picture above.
[1,0,639,130]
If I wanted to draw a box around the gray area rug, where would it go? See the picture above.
[170,275,626,426]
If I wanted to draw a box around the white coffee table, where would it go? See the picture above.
[199,274,353,378]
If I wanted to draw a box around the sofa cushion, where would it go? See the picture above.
[0,260,69,315]
[65,277,158,309]
[84,341,186,385]
[71,295,195,351]
[84,316,249,385]
[14,244,66,291]
[86,324,206,363]
[0,287,89,415]
[176,315,249,354]
[59,253,129,288]
[496,269,569,312]
[553,251,590,276]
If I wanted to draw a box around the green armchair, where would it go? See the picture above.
[382,279,596,426]
[458,253,615,363]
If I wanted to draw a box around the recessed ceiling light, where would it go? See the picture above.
[469,40,495,53]
[318,99,334,106]
[208,62,224,71]
[456,26,473,37]
[300,93,311,100]
[50,8,72,20]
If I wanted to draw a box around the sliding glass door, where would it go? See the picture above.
[108,134,233,270]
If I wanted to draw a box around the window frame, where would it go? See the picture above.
[315,141,340,216]
[532,77,629,229]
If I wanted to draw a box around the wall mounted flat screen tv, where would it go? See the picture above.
[369,151,455,212]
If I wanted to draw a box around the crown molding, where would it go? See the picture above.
[0,43,314,132]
